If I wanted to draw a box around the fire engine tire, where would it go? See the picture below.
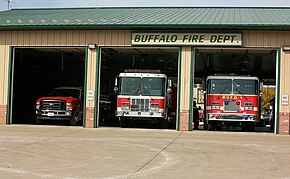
[216,126,221,131]
[120,118,128,128]
[159,119,169,129]
[70,112,80,126]
[208,123,215,131]
[248,124,256,132]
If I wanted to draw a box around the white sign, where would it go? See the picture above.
[87,90,95,101]
[132,33,242,46]
[282,94,289,105]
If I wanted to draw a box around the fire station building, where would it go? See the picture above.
[0,7,289,134]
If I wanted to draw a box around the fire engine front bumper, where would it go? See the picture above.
[208,114,258,122]
[116,111,165,118]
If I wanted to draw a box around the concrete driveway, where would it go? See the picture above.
[0,125,289,179]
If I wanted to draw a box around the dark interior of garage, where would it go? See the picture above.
[195,48,276,83]
[99,47,179,127]
[12,48,85,124]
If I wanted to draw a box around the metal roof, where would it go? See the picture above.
[1,7,290,30]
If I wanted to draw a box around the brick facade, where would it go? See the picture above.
[0,105,7,125]
[85,107,95,128]
[279,112,290,135]
[179,110,190,131]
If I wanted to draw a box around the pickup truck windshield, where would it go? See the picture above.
[50,88,80,98]
[119,77,165,96]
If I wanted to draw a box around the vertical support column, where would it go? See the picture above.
[279,49,290,134]
[4,46,13,125]
[178,46,193,131]
[85,47,97,128]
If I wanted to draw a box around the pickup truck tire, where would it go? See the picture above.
[70,111,80,126]
[36,118,42,125]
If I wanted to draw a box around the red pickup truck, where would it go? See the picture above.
[35,87,83,125]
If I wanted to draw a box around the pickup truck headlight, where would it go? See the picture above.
[66,102,73,110]
[36,102,40,110]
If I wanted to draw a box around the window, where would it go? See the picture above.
[207,79,232,94]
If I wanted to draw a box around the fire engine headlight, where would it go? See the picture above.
[244,102,253,110]
[66,102,73,110]
[121,102,130,110]
[150,103,159,111]
[36,102,40,110]
[211,101,220,110]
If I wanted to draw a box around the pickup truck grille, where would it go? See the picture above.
[40,100,66,110]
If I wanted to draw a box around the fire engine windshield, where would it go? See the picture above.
[233,79,258,95]
[207,79,232,94]
[207,79,259,95]
[119,77,165,96]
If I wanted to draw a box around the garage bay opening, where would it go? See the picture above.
[99,47,179,129]
[194,48,277,132]
[11,47,86,126]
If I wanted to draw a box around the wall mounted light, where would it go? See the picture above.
[88,44,96,49]
[282,45,290,51]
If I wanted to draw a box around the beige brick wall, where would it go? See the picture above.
[0,105,6,125]
[279,113,290,135]
[85,107,95,128]
[179,110,189,131]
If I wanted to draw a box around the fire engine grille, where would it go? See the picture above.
[131,98,150,112]
[224,100,240,112]
[41,100,66,110]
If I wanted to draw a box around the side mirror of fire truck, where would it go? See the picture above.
[259,81,263,97]
[167,79,173,93]
[113,77,118,93]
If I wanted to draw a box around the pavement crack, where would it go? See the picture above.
[128,131,183,178]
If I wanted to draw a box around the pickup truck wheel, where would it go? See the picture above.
[70,112,80,126]
[36,118,42,124]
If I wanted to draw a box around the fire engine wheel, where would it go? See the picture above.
[120,118,128,128]
[207,122,215,131]
[70,112,80,126]
[242,123,255,132]
[158,119,169,129]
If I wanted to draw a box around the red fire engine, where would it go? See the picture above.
[114,69,176,128]
[205,75,260,131]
